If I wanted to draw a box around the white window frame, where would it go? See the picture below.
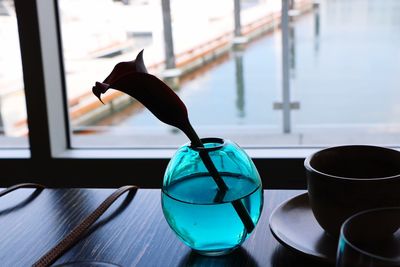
[5,0,371,188]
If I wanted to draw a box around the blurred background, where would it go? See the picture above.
[1,0,400,148]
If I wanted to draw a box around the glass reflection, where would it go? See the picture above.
[234,50,245,119]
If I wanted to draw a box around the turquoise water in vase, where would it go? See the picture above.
[161,173,263,255]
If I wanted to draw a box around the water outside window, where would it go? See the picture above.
[0,0,29,147]
[58,0,400,148]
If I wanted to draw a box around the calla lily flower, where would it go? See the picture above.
[92,50,194,140]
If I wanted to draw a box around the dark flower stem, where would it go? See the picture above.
[186,124,255,233]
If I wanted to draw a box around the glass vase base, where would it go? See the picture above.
[193,245,240,257]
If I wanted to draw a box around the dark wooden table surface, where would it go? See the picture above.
[0,188,334,267]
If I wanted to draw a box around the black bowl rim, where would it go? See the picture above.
[304,145,400,181]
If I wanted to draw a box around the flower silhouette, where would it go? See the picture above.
[92,50,190,132]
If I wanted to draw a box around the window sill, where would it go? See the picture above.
[53,147,321,159]
[0,149,30,158]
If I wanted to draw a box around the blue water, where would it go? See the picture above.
[89,0,400,147]
[110,0,400,130]
[161,174,263,255]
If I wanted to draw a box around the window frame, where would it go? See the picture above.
[6,0,392,189]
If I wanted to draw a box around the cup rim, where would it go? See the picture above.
[339,207,400,264]
[304,145,400,181]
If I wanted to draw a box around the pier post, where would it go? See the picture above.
[161,0,175,69]
[313,1,320,52]
[289,18,296,78]
[233,0,248,47]
[282,0,291,134]
[234,0,241,38]
[234,50,245,118]
[161,0,181,85]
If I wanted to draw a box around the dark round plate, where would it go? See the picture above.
[269,192,338,264]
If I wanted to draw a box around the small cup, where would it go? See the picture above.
[336,207,400,267]
[304,145,400,237]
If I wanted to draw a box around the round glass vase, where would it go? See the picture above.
[161,137,263,256]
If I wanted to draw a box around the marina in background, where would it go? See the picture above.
[2,0,400,147]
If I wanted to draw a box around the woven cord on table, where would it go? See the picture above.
[0,183,138,267]
[0,183,45,198]
[32,185,138,267]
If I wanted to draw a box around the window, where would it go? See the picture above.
[56,0,400,149]
[60,0,285,148]
[291,0,400,145]
[0,0,28,148]
[3,0,400,188]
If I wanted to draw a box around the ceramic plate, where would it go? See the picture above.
[269,192,338,263]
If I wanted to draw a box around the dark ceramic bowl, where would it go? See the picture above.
[304,145,400,237]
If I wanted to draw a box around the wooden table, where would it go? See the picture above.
[0,188,333,267]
